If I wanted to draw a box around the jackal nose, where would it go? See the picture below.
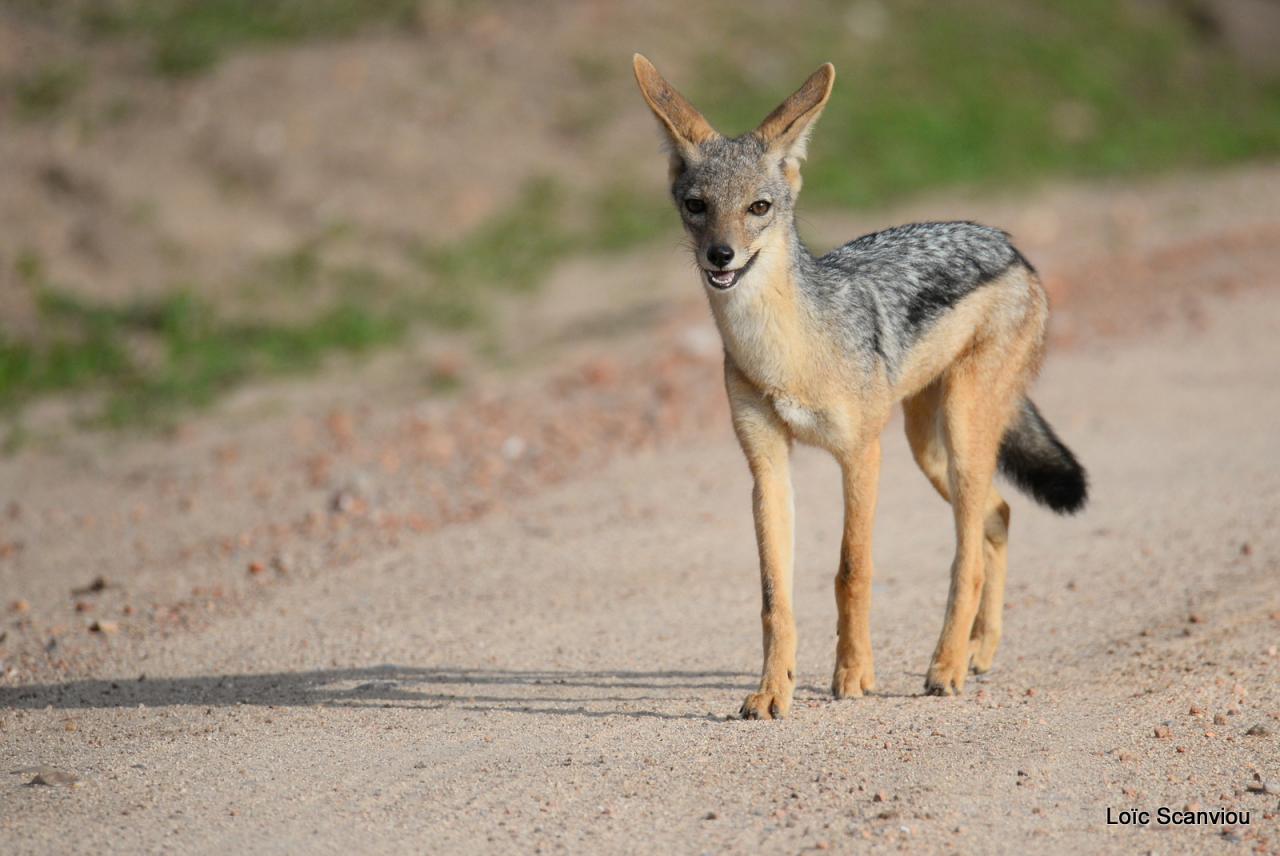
[706,245,735,268]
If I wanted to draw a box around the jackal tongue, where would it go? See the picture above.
[708,270,735,285]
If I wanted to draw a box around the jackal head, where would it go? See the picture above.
[632,54,834,292]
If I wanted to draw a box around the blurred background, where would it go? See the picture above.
[0,0,1277,435]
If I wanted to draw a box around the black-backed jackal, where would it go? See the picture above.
[633,55,1087,719]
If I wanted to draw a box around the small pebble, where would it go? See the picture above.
[330,490,363,514]
[71,576,108,596]
[1154,725,1172,739]
[1245,724,1271,737]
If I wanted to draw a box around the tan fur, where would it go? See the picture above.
[832,438,880,698]
[727,264,1048,715]
[711,229,891,457]
[632,55,717,149]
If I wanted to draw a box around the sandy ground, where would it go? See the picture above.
[3,167,1280,852]
[3,266,1280,854]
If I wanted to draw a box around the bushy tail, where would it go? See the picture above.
[998,397,1088,514]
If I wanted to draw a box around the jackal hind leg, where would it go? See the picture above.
[905,390,1012,676]
[905,376,1015,695]
[967,493,1009,674]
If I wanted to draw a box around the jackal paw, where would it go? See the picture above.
[924,655,968,696]
[831,658,876,699]
[740,688,792,720]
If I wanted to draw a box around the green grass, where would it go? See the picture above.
[11,61,85,119]
[587,184,673,252]
[413,179,574,294]
[686,0,1280,208]
[81,0,420,76]
[412,178,674,289]
[0,285,407,427]
[1,245,423,426]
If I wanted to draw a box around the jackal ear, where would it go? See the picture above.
[633,54,717,169]
[753,63,835,167]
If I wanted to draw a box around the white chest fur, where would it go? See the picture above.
[771,396,821,436]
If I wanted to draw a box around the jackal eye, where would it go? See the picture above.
[684,198,706,215]
[748,200,771,216]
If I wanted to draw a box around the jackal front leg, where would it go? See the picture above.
[726,365,796,720]
[833,439,880,699]
[741,453,796,719]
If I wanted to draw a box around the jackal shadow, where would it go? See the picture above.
[0,666,760,721]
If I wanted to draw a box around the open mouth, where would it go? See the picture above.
[702,252,758,290]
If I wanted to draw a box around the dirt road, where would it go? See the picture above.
[3,171,1280,853]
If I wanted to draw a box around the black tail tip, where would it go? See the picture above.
[1033,466,1088,515]
[998,398,1089,515]
[998,442,1089,515]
